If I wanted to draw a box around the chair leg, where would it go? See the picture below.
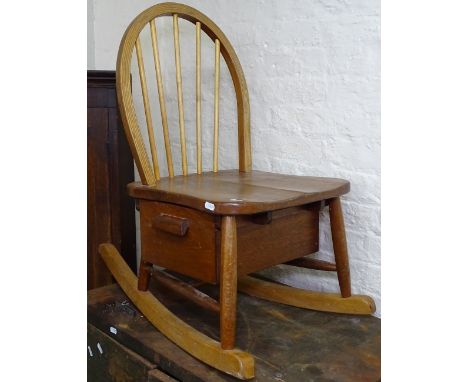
[99,243,255,379]
[138,261,152,291]
[219,216,238,350]
[329,197,351,298]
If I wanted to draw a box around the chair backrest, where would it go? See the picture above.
[116,2,251,186]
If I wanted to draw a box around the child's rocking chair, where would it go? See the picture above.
[99,2,376,379]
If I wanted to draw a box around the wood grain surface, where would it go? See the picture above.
[88,281,381,381]
[128,170,350,215]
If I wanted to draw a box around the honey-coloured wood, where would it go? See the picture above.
[99,244,255,379]
[238,276,376,315]
[219,216,238,349]
[173,13,188,176]
[213,39,220,172]
[196,21,202,174]
[116,3,252,185]
[135,37,160,180]
[329,197,352,298]
[149,19,174,178]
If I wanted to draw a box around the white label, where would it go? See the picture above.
[97,342,103,354]
[109,326,117,335]
[88,346,93,357]
[204,201,215,211]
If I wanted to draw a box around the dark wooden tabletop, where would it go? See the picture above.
[88,280,380,382]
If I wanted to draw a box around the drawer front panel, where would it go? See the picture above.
[236,204,320,276]
[140,201,217,283]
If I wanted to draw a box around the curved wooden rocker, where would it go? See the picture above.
[99,243,255,380]
[238,276,375,315]
[103,2,377,379]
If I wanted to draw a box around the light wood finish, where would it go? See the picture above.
[149,20,174,178]
[285,257,337,272]
[116,3,251,185]
[173,14,188,176]
[128,170,350,215]
[329,197,352,298]
[136,37,160,180]
[99,244,255,379]
[152,269,220,313]
[220,216,238,349]
[213,39,220,172]
[238,276,375,315]
[196,21,202,174]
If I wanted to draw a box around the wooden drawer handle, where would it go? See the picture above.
[152,213,190,237]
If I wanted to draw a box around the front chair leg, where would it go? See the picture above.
[138,261,152,291]
[329,197,351,298]
[219,216,238,349]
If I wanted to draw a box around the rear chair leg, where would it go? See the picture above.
[219,216,238,349]
[138,261,152,291]
[329,197,352,298]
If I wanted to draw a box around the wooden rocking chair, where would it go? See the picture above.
[99,2,376,379]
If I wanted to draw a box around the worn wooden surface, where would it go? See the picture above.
[128,170,349,215]
[88,323,157,381]
[87,70,136,289]
[88,282,380,382]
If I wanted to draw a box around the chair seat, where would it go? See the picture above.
[128,170,350,215]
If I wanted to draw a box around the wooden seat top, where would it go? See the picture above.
[128,170,350,215]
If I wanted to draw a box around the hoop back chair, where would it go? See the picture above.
[99,2,376,379]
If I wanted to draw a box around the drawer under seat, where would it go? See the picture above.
[140,200,320,284]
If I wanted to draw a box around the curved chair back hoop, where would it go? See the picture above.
[116,2,252,186]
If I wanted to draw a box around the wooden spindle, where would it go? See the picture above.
[285,257,337,272]
[153,270,220,313]
[150,19,174,178]
[213,39,220,172]
[173,14,188,175]
[196,21,202,174]
[135,37,160,180]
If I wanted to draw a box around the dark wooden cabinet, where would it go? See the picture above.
[87,70,136,290]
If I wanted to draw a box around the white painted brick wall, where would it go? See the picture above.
[90,0,381,316]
